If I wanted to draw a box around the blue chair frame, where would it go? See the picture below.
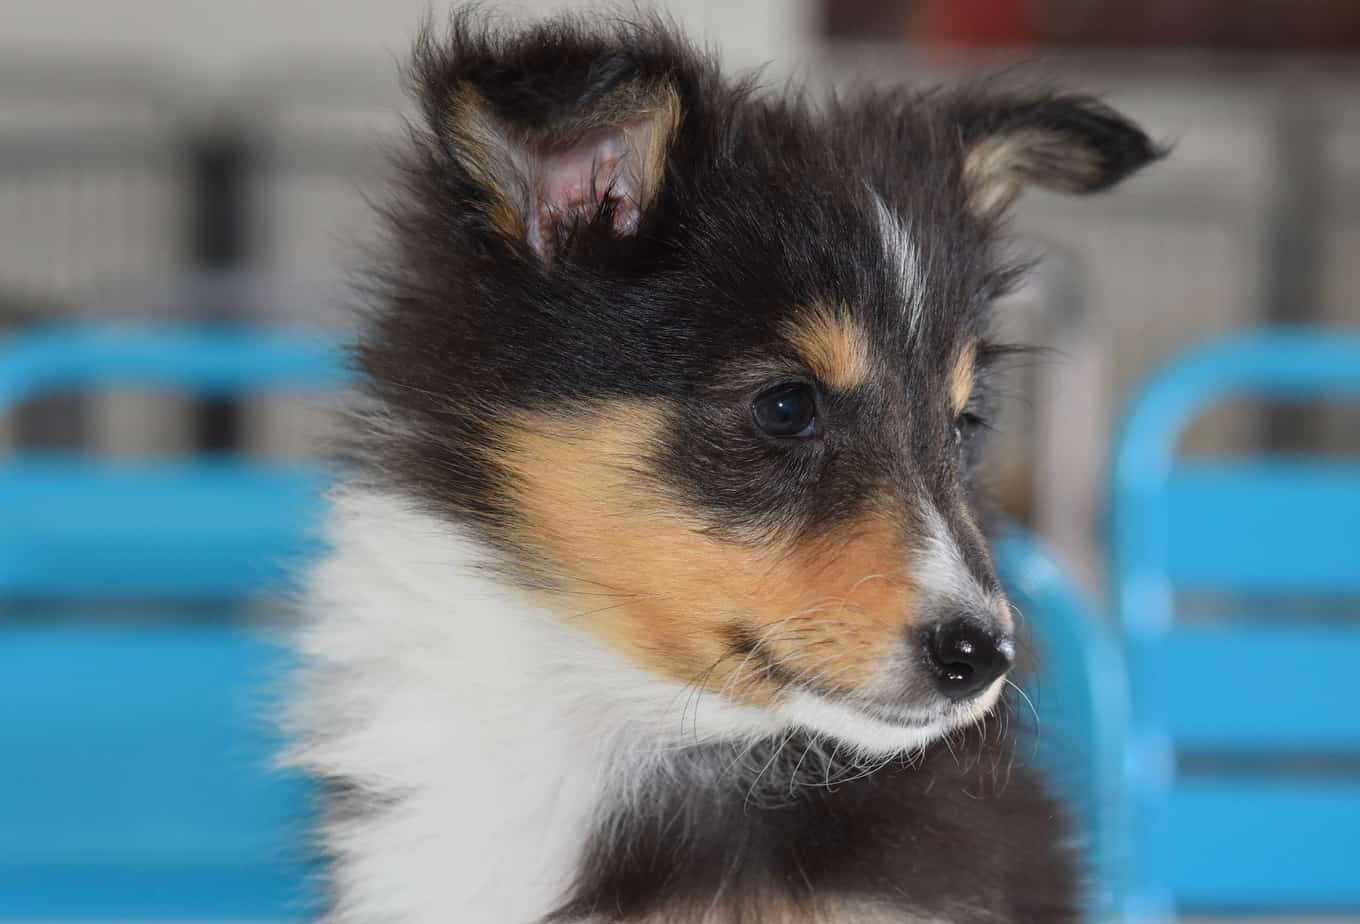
[994,533,1128,922]
[1110,330,1360,920]
[0,325,1116,920]
[0,327,347,598]
[0,327,344,919]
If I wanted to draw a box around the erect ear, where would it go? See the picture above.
[953,92,1162,218]
[420,22,683,264]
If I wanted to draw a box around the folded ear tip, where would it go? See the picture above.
[1084,122,1166,191]
[958,91,1163,214]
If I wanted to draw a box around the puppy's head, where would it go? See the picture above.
[362,14,1158,755]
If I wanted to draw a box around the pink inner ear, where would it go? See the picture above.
[530,128,641,260]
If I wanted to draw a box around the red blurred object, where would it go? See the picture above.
[912,0,1043,46]
[823,0,1360,51]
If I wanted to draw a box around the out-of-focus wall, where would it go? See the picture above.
[3,0,815,78]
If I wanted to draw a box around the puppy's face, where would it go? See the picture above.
[363,16,1156,754]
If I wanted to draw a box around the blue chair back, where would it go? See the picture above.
[995,533,1127,922]
[0,327,344,919]
[1110,331,1360,920]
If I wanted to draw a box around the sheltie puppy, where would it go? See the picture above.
[288,11,1157,923]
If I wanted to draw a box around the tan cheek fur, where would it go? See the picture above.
[495,402,916,706]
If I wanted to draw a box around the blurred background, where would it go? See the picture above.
[4,0,1359,582]
[1,1,1357,922]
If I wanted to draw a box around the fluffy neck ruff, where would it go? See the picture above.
[290,487,788,922]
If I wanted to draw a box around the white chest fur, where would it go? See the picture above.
[287,488,777,924]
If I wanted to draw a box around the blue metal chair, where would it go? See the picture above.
[0,326,1116,920]
[0,326,345,920]
[1110,330,1360,920]
[995,533,1127,922]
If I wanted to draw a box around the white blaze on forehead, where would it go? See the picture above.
[871,191,925,334]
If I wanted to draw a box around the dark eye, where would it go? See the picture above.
[752,383,817,438]
[954,411,986,445]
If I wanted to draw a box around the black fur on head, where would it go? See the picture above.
[358,9,1158,545]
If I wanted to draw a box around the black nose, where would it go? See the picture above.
[926,619,1014,701]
